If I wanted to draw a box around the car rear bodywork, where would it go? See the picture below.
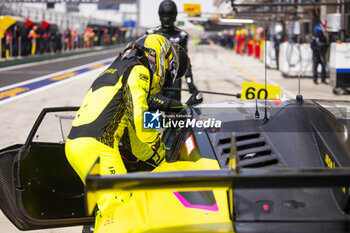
[2,100,350,232]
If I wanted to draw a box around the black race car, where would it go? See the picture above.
[1,98,350,232]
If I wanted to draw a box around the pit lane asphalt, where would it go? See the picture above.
[0,48,121,88]
[1,42,350,233]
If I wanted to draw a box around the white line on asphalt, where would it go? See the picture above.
[0,48,119,72]
[0,68,106,106]
[0,57,112,92]
[0,58,112,105]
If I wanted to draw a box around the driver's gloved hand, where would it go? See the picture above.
[148,93,171,112]
[148,93,185,112]
[186,90,203,106]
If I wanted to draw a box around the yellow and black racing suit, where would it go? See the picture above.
[65,52,166,184]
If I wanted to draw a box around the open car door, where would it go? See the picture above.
[0,107,94,230]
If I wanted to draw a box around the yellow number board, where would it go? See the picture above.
[183,4,201,14]
[241,81,281,100]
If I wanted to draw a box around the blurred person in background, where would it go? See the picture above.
[103,28,109,46]
[84,27,95,48]
[310,25,328,84]
[235,30,241,54]
[240,29,246,55]
[4,30,12,57]
[71,28,78,49]
[28,25,40,55]
[42,26,51,53]
[146,0,197,101]
[51,30,62,52]
[273,24,283,70]
[63,28,71,51]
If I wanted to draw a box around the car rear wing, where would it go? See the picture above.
[85,157,350,215]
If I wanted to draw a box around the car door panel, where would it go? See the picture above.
[0,107,94,230]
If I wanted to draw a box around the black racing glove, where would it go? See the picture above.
[148,93,185,112]
[186,90,203,106]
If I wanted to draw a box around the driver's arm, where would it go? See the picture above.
[126,65,165,166]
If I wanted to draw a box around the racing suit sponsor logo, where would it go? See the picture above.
[139,73,149,81]
[97,68,118,78]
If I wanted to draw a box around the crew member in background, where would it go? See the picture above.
[63,28,71,51]
[240,29,246,55]
[146,0,197,101]
[103,28,109,46]
[84,27,95,48]
[273,24,283,70]
[235,30,241,54]
[28,25,40,55]
[42,28,51,53]
[71,28,77,49]
[65,34,189,232]
[310,25,328,84]
[4,30,12,57]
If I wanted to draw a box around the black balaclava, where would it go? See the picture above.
[158,0,177,29]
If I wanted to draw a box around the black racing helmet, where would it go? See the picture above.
[158,0,177,29]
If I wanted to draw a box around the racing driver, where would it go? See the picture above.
[65,34,189,227]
